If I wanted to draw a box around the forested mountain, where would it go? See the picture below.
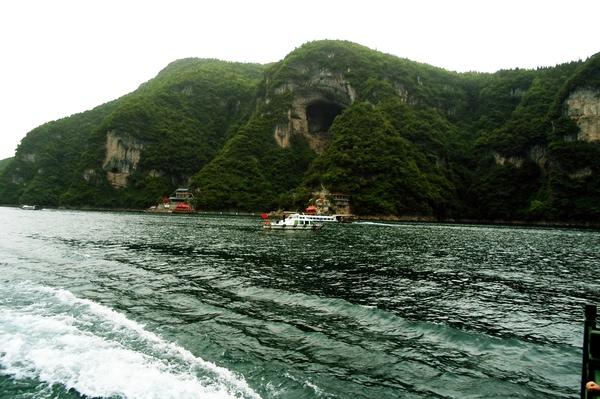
[1,40,599,223]
[0,59,263,208]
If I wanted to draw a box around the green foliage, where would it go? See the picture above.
[190,95,317,211]
[545,141,600,220]
[190,117,276,211]
[0,101,118,205]
[0,157,12,174]
[100,59,264,185]
[265,40,471,118]
[303,102,455,216]
[476,63,580,154]
[0,59,263,208]
[466,158,543,220]
[554,52,600,114]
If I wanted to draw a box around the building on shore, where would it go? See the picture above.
[308,187,351,215]
[146,188,195,214]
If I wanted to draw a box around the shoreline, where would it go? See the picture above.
[4,204,600,229]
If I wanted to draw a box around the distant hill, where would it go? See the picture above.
[1,40,599,223]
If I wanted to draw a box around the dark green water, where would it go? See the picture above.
[0,208,598,398]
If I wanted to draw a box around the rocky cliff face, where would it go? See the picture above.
[272,68,356,153]
[566,89,600,142]
[102,131,145,188]
[492,145,547,170]
[493,152,524,168]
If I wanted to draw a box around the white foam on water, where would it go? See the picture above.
[353,221,404,227]
[283,372,324,397]
[0,282,261,399]
[302,379,324,396]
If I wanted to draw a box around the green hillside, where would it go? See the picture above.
[0,157,12,174]
[0,101,119,206]
[0,59,263,208]
[1,40,599,223]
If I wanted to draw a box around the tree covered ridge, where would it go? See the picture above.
[1,40,599,222]
[0,58,264,208]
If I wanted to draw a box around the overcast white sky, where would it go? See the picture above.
[0,0,598,159]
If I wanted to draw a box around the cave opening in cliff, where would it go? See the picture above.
[306,100,344,134]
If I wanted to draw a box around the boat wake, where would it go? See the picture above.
[0,281,260,399]
[353,221,405,227]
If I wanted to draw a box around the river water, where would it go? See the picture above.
[0,207,598,398]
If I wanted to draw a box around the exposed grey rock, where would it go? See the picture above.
[102,131,145,188]
[271,68,356,153]
[566,89,600,142]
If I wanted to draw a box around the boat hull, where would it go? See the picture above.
[263,224,323,230]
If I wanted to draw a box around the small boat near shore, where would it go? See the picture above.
[172,202,194,214]
[20,205,41,210]
[262,213,323,230]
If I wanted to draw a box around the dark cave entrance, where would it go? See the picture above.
[306,100,344,134]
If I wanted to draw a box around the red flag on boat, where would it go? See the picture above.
[260,213,268,219]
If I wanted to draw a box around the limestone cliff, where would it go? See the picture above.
[566,89,600,142]
[493,152,524,168]
[102,131,145,188]
[271,67,356,153]
[493,145,548,169]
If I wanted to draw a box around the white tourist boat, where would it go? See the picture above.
[299,214,338,222]
[298,214,354,223]
[262,213,324,230]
